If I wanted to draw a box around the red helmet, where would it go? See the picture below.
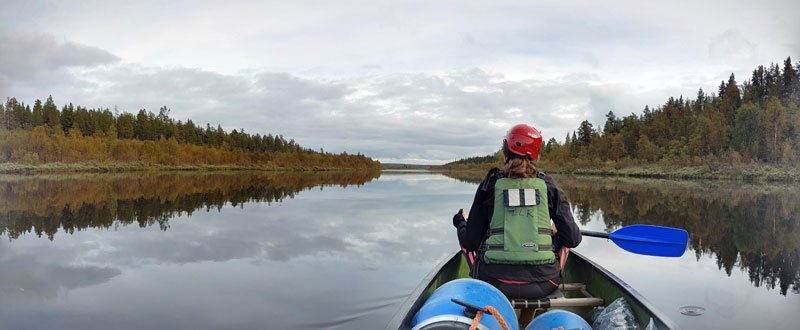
[504,124,543,160]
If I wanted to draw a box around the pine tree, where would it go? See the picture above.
[766,63,782,97]
[695,88,706,112]
[783,57,797,102]
[117,113,135,139]
[31,99,44,127]
[747,65,767,104]
[720,74,741,124]
[43,95,60,128]
[577,121,594,145]
[61,103,74,133]
[603,111,620,135]
[732,103,765,161]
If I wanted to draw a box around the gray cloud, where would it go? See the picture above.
[0,1,797,163]
[0,32,118,77]
[0,31,119,99]
[709,29,756,61]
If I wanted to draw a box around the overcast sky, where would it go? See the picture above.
[1,0,798,164]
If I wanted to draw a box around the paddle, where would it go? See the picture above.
[581,224,688,257]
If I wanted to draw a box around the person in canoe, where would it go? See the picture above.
[453,123,582,300]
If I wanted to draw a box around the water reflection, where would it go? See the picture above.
[0,171,379,240]
[0,171,796,328]
[0,171,408,330]
[0,237,122,305]
[441,171,800,296]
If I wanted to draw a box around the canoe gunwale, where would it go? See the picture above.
[567,250,681,330]
[384,251,462,330]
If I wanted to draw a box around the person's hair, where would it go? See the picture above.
[502,143,538,178]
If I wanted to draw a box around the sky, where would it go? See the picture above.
[0,0,798,164]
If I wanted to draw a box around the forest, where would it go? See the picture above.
[0,98,380,171]
[445,57,800,175]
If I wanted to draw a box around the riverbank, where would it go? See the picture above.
[0,162,381,174]
[436,163,800,182]
[553,164,800,181]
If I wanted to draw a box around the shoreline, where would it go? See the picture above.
[0,162,381,175]
[434,164,800,182]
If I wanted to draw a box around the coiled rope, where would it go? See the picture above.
[469,305,510,330]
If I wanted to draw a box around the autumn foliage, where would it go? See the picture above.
[0,98,379,170]
[447,57,800,170]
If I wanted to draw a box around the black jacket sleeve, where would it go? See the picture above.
[456,168,498,251]
[544,175,581,248]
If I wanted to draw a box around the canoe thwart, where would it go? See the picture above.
[549,297,604,307]
[557,283,586,291]
[511,297,604,309]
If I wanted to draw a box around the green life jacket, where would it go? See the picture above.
[482,177,555,265]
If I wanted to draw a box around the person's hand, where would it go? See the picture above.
[452,209,467,227]
[551,223,557,235]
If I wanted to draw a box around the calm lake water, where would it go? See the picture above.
[0,171,797,329]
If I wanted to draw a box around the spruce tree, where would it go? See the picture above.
[783,57,797,102]
[721,74,741,124]
[43,96,60,128]
[31,99,44,127]
[61,103,74,133]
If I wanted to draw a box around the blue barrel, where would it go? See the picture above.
[525,310,591,330]
[411,279,518,330]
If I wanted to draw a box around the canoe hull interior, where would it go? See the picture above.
[386,250,679,330]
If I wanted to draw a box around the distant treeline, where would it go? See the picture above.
[448,155,497,166]
[440,153,503,172]
[444,57,800,171]
[0,97,379,170]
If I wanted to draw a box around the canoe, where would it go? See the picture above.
[385,250,680,329]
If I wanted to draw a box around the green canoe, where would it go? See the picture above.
[386,250,680,329]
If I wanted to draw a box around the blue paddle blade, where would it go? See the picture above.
[608,224,689,257]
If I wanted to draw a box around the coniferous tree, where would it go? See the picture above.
[695,88,706,113]
[60,103,74,133]
[31,99,44,127]
[43,96,60,128]
[783,57,797,103]
[577,121,593,145]
[117,113,135,139]
[603,111,620,135]
[731,103,765,161]
[747,66,767,104]
[720,74,742,124]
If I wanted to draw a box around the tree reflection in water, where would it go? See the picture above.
[442,171,800,296]
[0,171,379,240]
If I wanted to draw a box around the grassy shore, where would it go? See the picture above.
[0,162,380,174]
[548,164,800,181]
[436,163,800,182]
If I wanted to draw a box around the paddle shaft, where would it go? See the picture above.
[580,230,610,239]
